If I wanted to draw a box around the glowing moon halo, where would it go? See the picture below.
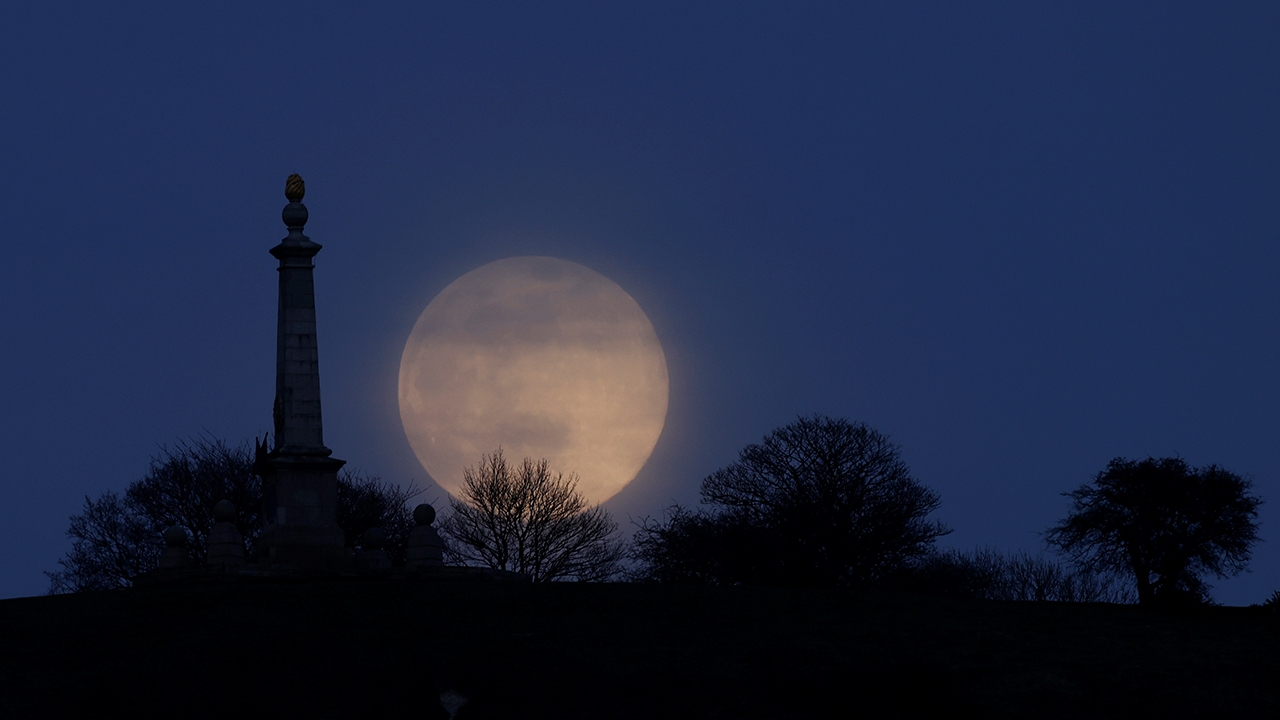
[398,256,669,504]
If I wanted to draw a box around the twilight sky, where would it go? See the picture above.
[2,3,1277,603]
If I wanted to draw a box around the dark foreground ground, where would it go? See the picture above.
[0,578,1276,718]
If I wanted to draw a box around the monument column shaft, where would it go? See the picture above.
[273,247,327,453]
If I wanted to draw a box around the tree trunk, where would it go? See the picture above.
[1128,544,1154,605]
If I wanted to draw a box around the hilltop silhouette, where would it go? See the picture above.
[1,580,1277,718]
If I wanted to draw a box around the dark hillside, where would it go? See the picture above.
[0,579,1275,718]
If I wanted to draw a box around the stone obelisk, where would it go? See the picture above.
[255,174,347,569]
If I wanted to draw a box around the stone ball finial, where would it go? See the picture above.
[213,500,236,523]
[361,527,387,550]
[413,503,437,526]
[162,525,187,547]
[159,525,192,569]
[285,173,305,201]
[407,506,445,568]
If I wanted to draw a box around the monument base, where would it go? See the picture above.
[256,451,349,571]
[257,523,351,571]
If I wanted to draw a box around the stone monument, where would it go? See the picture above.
[254,174,348,570]
[357,527,392,571]
[158,526,191,569]
[406,503,446,569]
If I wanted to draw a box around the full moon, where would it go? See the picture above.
[398,256,669,504]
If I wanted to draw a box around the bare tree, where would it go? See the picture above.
[46,491,159,593]
[632,416,948,587]
[48,436,420,592]
[438,450,625,582]
[336,471,423,566]
[125,436,262,564]
[47,437,260,592]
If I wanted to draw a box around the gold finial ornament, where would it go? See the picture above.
[285,174,306,202]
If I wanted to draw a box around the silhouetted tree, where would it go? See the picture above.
[438,449,625,582]
[1045,456,1263,606]
[337,471,423,566]
[47,437,260,593]
[48,436,418,592]
[631,415,949,587]
[628,505,752,584]
[45,491,159,593]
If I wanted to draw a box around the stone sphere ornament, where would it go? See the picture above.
[213,500,236,523]
[281,199,308,228]
[159,525,192,569]
[413,503,437,526]
[163,525,188,547]
[361,527,387,550]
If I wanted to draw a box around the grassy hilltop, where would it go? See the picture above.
[0,579,1276,718]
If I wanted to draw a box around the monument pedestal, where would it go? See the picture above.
[257,452,349,570]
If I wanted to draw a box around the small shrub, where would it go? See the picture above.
[887,548,1135,603]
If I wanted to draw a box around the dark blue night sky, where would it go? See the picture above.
[2,3,1277,603]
